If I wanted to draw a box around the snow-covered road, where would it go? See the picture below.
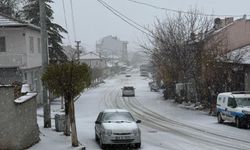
[31,71,250,150]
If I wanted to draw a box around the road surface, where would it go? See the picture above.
[32,70,250,150]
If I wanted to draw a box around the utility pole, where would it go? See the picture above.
[75,41,81,61]
[39,0,51,128]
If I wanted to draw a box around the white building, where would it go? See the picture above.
[96,35,128,64]
[79,52,107,69]
[0,13,43,104]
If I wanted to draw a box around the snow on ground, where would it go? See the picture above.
[29,71,250,150]
[30,77,119,150]
[132,74,250,141]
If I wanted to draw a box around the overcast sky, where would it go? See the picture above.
[51,0,250,52]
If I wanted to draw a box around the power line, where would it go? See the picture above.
[127,0,250,17]
[99,0,150,32]
[62,0,71,45]
[98,0,152,37]
[70,0,77,41]
[97,0,153,38]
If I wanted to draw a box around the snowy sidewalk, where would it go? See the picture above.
[30,99,79,150]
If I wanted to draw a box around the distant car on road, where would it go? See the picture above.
[125,74,131,77]
[122,86,135,97]
[95,109,141,149]
[217,91,250,128]
[140,71,148,77]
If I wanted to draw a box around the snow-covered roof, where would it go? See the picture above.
[80,52,101,60]
[106,55,120,59]
[103,109,129,113]
[0,13,40,31]
[224,45,250,64]
[14,93,37,104]
[106,62,113,67]
[0,85,12,87]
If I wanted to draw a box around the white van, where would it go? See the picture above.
[216,91,250,128]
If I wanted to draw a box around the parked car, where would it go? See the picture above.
[216,91,250,128]
[140,71,148,77]
[95,109,141,149]
[125,74,131,77]
[122,86,135,97]
[148,81,159,92]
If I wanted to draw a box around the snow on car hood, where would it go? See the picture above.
[102,121,138,132]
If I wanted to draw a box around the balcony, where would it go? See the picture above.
[0,53,27,68]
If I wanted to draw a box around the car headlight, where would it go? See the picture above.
[242,110,250,114]
[103,129,112,136]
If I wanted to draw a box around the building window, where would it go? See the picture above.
[24,73,27,80]
[23,72,27,83]
[37,38,41,53]
[29,36,34,53]
[31,71,34,84]
[0,37,6,52]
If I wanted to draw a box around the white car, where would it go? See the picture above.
[140,71,148,77]
[122,86,135,97]
[95,109,141,149]
[217,91,250,128]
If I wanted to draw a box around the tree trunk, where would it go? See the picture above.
[69,97,79,147]
[64,97,70,136]
[61,96,64,109]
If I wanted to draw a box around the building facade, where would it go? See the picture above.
[204,16,250,92]
[79,52,107,69]
[0,13,43,104]
[96,35,128,64]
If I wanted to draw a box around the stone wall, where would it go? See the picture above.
[0,86,40,149]
[0,67,22,84]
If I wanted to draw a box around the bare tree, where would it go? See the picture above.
[143,9,213,101]
[143,9,247,107]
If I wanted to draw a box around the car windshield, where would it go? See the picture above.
[124,87,134,90]
[102,112,135,122]
[235,98,250,107]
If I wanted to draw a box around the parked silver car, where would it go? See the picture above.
[95,109,141,149]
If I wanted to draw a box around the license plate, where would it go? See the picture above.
[116,136,130,140]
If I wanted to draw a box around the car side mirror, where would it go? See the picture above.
[95,121,101,124]
[136,120,141,123]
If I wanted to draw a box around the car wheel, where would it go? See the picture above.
[236,117,242,128]
[242,124,248,129]
[99,135,107,149]
[134,143,141,149]
[95,133,99,142]
[217,113,224,123]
